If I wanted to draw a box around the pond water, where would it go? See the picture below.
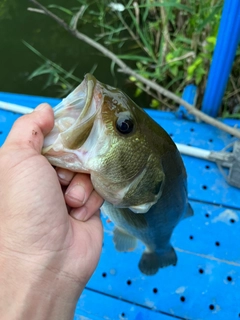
[0,0,128,99]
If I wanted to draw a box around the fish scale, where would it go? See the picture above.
[99,138,148,181]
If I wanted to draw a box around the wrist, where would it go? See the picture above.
[0,252,83,320]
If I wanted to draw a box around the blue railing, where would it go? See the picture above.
[202,0,240,117]
[179,0,240,118]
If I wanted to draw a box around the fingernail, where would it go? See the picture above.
[71,207,87,221]
[66,184,86,204]
[57,171,66,180]
[35,103,49,111]
[57,170,73,184]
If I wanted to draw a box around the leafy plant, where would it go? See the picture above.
[24,41,97,97]
[69,0,224,108]
[26,0,240,115]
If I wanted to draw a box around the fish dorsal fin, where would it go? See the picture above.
[183,203,194,219]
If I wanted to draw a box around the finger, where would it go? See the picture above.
[4,103,54,153]
[65,173,94,208]
[56,168,75,186]
[70,190,104,221]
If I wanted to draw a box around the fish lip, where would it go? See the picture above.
[80,73,97,119]
[84,73,96,86]
[42,74,101,153]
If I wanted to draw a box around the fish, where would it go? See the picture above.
[42,73,193,276]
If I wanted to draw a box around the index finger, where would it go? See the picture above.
[4,103,54,154]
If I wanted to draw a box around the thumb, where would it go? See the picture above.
[4,103,54,154]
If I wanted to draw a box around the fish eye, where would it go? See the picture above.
[116,115,134,134]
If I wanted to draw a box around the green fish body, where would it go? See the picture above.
[43,74,193,275]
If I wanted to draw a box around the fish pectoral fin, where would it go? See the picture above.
[183,203,194,220]
[138,246,177,276]
[113,228,137,252]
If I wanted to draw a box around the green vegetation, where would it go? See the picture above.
[27,0,240,115]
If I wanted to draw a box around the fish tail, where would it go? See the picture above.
[138,246,177,275]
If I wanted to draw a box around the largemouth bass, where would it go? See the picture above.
[42,74,193,275]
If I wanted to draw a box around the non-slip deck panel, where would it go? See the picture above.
[1,92,239,320]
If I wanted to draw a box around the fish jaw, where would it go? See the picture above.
[42,74,106,172]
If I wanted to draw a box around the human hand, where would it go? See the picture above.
[0,103,103,319]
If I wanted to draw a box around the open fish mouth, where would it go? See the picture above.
[43,74,101,155]
[42,74,103,172]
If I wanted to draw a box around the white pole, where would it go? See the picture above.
[176,143,211,160]
[0,101,33,114]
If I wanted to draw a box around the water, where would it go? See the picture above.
[0,0,125,98]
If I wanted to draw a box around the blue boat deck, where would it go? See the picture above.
[1,92,240,320]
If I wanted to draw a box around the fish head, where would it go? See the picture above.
[43,74,166,213]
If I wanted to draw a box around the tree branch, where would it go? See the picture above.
[29,0,240,139]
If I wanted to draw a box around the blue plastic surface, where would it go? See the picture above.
[176,84,197,121]
[202,0,240,117]
[1,92,240,320]
[76,288,172,320]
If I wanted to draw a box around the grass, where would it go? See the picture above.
[26,0,240,116]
